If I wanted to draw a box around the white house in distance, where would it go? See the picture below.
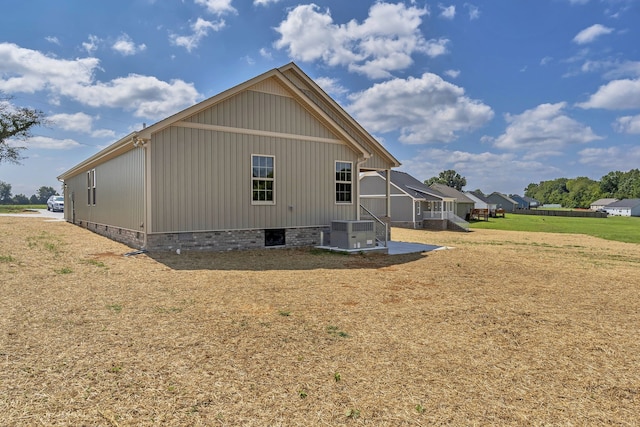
[57,63,400,251]
[590,198,618,211]
[603,199,640,217]
[464,191,497,216]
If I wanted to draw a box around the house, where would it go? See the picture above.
[57,63,400,251]
[429,183,475,220]
[603,199,640,217]
[487,192,518,213]
[509,194,539,209]
[464,191,497,218]
[360,170,468,231]
[590,198,618,211]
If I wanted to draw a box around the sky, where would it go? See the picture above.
[1,0,639,197]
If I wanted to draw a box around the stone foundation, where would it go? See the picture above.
[422,219,448,231]
[73,220,145,249]
[146,226,330,252]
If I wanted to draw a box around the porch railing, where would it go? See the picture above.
[423,211,470,231]
[359,205,388,247]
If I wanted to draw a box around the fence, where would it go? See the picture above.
[515,209,607,218]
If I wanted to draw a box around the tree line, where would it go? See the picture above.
[0,181,58,205]
[524,169,640,208]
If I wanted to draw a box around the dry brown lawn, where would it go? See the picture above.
[1,217,639,426]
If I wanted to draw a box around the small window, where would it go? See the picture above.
[416,201,421,216]
[265,229,285,247]
[335,161,352,203]
[252,155,275,204]
[86,169,96,205]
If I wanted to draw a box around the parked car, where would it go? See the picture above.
[47,195,64,212]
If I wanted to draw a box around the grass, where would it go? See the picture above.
[0,204,46,213]
[2,218,640,426]
[470,213,640,243]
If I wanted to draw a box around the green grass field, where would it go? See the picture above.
[470,213,640,244]
[0,204,46,213]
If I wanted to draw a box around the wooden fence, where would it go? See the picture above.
[515,209,607,218]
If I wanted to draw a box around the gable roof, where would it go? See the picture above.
[429,183,476,204]
[381,170,452,201]
[488,192,518,205]
[604,198,640,208]
[59,62,399,181]
[465,190,494,205]
[590,198,618,206]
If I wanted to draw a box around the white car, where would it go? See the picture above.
[47,195,64,212]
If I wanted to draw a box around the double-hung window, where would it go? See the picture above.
[252,155,275,204]
[87,169,96,205]
[335,161,352,203]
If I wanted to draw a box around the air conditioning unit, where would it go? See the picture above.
[331,220,376,249]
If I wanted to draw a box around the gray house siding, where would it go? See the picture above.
[149,125,358,233]
[63,147,145,247]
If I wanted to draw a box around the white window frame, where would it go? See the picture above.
[335,161,353,204]
[251,154,275,205]
[416,201,421,216]
[86,169,96,206]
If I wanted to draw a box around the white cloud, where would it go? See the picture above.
[577,78,640,109]
[259,47,272,60]
[170,18,226,52]
[0,43,201,119]
[465,3,480,20]
[66,74,200,119]
[315,77,348,98]
[439,5,456,19]
[49,112,115,138]
[493,102,602,155]
[400,148,560,194]
[274,2,442,79]
[22,135,82,150]
[444,69,460,78]
[579,145,640,170]
[195,0,237,16]
[540,56,552,66]
[573,24,614,44]
[45,36,60,45]
[254,0,281,5]
[347,73,494,143]
[82,35,100,54]
[613,114,640,134]
[112,34,147,56]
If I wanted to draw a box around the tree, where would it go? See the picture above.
[0,180,12,204]
[424,169,467,191]
[36,186,57,204]
[1,94,46,165]
[29,194,39,204]
[12,193,29,204]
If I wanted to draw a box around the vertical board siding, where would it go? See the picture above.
[64,148,144,231]
[150,127,358,233]
[185,90,338,141]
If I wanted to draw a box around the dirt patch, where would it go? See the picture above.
[1,218,639,425]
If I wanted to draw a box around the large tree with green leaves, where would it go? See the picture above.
[424,169,467,191]
[1,95,46,165]
[0,180,12,204]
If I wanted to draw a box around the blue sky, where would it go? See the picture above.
[1,0,639,197]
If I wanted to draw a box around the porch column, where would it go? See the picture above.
[385,169,391,217]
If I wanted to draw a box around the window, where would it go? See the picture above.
[335,161,352,203]
[416,201,421,216]
[87,169,96,205]
[252,155,275,204]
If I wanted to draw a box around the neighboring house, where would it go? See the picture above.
[603,199,640,217]
[360,170,468,231]
[510,194,539,209]
[465,191,498,216]
[590,198,618,211]
[57,63,400,251]
[487,192,519,213]
[429,183,475,219]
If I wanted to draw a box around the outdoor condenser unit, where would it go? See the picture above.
[330,220,376,249]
